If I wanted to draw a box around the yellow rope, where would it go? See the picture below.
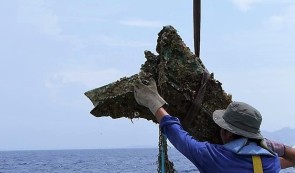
[252,155,263,173]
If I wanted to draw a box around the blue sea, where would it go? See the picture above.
[0,148,294,173]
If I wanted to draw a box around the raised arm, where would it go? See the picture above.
[134,78,205,166]
[265,138,295,169]
[280,146,295,169]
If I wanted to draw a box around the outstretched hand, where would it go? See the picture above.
[133,78,167,115]
[263,138,295,169]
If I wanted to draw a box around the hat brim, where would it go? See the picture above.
[213,110,263,140]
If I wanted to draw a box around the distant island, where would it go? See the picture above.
[262,127,295,146]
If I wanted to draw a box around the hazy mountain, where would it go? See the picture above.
[262,127,295,146]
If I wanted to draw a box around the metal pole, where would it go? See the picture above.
[193,0,201,57]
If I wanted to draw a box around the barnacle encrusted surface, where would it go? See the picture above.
[85,26,232,144]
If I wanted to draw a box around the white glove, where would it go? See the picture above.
[134,78,167,115]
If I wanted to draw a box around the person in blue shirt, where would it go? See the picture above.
[134,78,295,173]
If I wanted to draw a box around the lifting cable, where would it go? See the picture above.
[157,1,201,172]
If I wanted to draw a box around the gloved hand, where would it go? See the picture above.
[134,78,167,115]
[263,138,285,157]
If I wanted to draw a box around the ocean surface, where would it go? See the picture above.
[0,148,294,173]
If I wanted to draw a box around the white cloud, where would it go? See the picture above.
[231,0,262,11]
[59,16,103,23]
[45,67,125,90]
[119,19,163,28]
[231,0,295,11]
[17,0,62,36]
[16,0,87,49]
[96,34,152,47]
[264,0,295,4]
[268,4,295,30]
[221,67,295,94]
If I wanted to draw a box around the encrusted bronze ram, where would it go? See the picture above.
[85,26,232,144]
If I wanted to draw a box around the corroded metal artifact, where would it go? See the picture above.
[85,26,232,144]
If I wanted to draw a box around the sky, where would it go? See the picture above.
[0,0,294,151]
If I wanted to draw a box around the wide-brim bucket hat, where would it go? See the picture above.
[213,101,264,140]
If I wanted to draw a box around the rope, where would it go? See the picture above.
[161,131,167,173]
[157,128,175,173]
[157,62,175,173]
[181,68,210,129]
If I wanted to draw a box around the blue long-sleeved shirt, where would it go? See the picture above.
[160,115,281,173]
